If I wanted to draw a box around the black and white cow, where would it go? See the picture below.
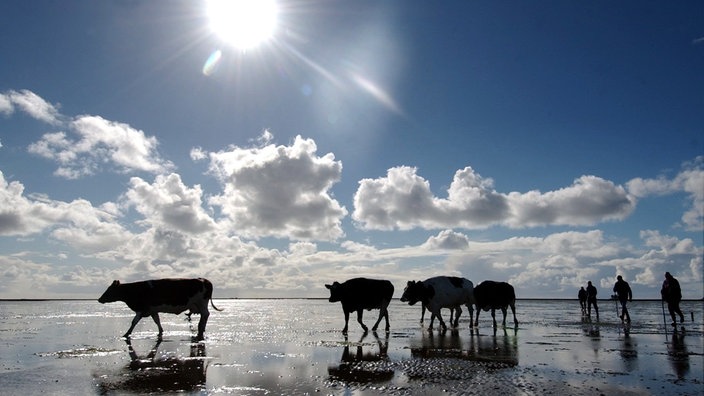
[98,278,222,340]
[400,276,475,331]
[325,278,394,334]
[473,280,518,328]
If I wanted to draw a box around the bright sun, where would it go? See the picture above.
[207,0,278,50]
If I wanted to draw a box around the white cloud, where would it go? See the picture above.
[0,171,64,235]
[0,95,12,116]
[0,89,61,124]
[423,229,471,250]
[1,90,173,179]
[627,156,704,231]
[28,115,174,178]
[0,170,131,251]
[353,166,635,230]
[205,135,347,241]
[123,173,216,234]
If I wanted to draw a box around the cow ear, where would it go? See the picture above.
[112,280,120,286]
[325,284,332,289]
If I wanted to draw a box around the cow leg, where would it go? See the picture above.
[433,310,447,331]
[491,309,497,327]
[420,306,426,323]
[124,313,144,338]
[372,300,391,332]
[197,308,210,340]
[342,310,350,334]
[474,309,480,327]
[467,304,475,328]
[356,310,368,333]
[151,313,164,336]
[510,303,518,326]
[501,306,508,327]
[453,306,463,328]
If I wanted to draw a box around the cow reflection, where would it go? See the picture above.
[668,327,689,380]
[328,331,393,383]
[410,328,518,366]
[97,338,207,394]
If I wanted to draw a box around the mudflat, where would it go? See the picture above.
[1,299,701,395]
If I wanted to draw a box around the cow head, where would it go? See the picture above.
[98,280,121,304]
[325,281,342,302]
[400,280,428,305]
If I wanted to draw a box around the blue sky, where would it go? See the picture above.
[1,1,702,300]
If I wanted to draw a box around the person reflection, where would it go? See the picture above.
[619,329,638,373]
[97,337,207,394]
[328,331,393,383]
[581,315,600,337]
[668,327,690,380]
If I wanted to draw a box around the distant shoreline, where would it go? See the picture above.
[2,297,703,302]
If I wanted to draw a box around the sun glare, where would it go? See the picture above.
[207,0,278,50]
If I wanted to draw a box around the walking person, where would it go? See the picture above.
[578,286,587,315]
[661,272,685,326]
[586,281,599,320]
[613,275,632,322]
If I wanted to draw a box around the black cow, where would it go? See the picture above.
[325,278,394,334]
[473,280,518,328]
[98,278,222,340]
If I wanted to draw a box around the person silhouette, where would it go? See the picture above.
[613,275,632,322]
[578,287,587,315]
[586,281,599,320]
[661,272,685,326]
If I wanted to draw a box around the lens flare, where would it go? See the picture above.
[202,50,223,76]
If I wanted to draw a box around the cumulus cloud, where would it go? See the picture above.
[28,115,174,178]
[423,229,471,250]
[627,156,703,231]
[0,171,66,236]
[204,135,347,241]
[0,170,131,251]
[0,89,61,124]
[123,173,216,234]
[353,166,635,230]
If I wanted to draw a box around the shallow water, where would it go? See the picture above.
[0,299,702,395]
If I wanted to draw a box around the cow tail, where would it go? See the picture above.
[210,298,224,311]
[203,279,224,311]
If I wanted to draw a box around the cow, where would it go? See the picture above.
[473,280,518,328]
[400,276,475,331]
[98,278,222,340]
[325,278,394,334]
[420,306,457,325]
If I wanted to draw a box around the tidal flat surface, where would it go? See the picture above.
[1,299,702,395]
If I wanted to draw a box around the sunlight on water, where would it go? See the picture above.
[0,299,702,395]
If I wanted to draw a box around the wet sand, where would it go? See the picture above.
[1,299,702,395]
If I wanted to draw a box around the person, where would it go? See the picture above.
[661,272,685,326]
[578,286,587,314]
[613,275,632,322]
[586,281,599,320]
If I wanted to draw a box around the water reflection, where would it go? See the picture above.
[581,316,601,338]
[668,327,690,380]
[410,328,518,366]
[328,331,393,383]
[96,338,207,394]
[619,326,638,373]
